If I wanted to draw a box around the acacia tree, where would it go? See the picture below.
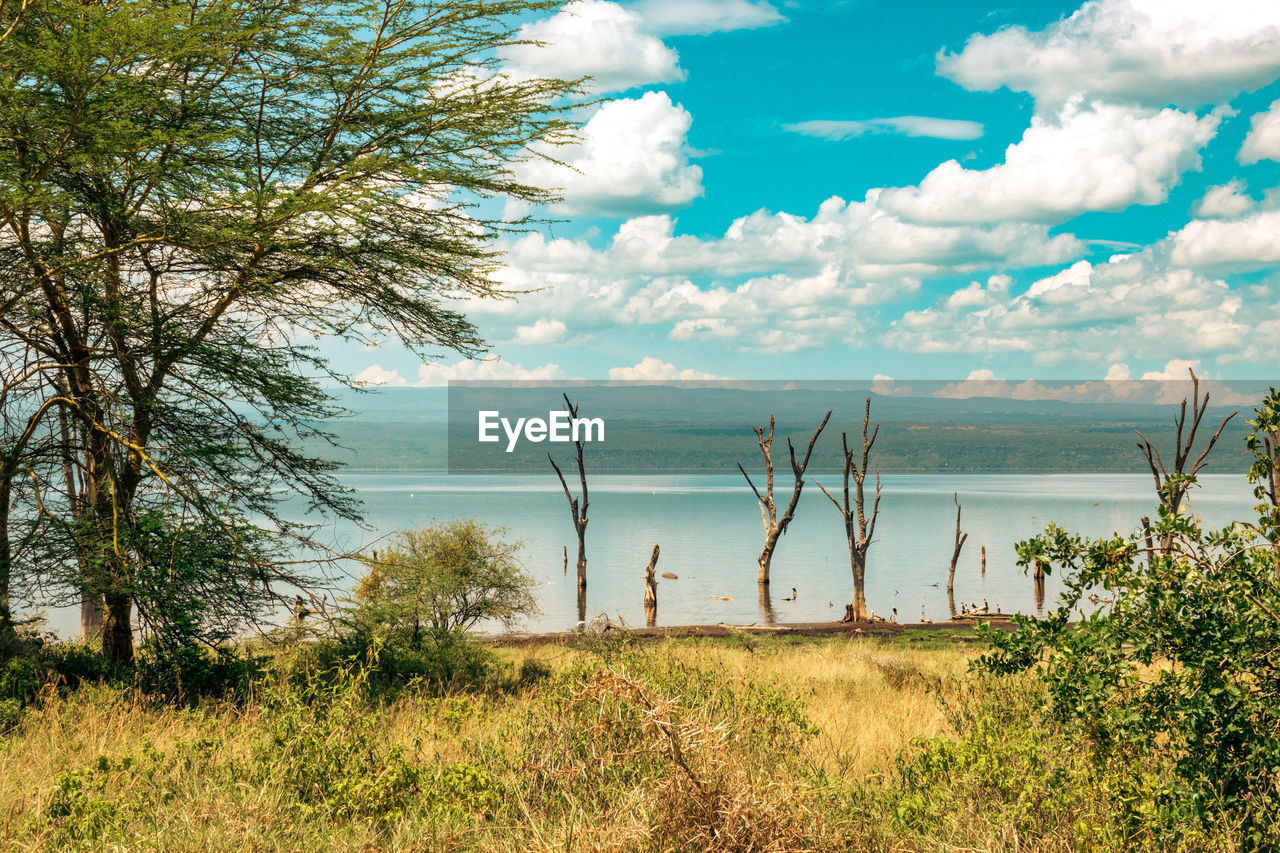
[0,0,578,662]
[815,397,880,622]
[738,411,830,584]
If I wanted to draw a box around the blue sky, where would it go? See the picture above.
[347,0,1280,386]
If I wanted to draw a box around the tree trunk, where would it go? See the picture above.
[576,528,587,590]
[81,594,104,642]
[849,549,868,621]
[757,536,777,583]
[758,582,775,626]
[101,591,134,664]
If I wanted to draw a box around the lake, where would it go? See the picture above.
[309,471,1257,632]
[29,471,1259,637]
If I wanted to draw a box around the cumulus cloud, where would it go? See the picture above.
[508,318,568,346]
[1169,209,1280,271]
[784,116,984,141]
[467,188,1084,355]
[518,92,703,215]
[415,359,565,385]
[1192,181,1255,219]
[884,252,1257,365]
[1239,99,1280,164]
[352,364,408,387]
[937,0,1280,108]
[629,0,785,35]
[607,357,718,380]
[503,0,683,93]
[880,99,1220,225]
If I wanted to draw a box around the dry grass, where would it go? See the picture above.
[0,633,1230,852]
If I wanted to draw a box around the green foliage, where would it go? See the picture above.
[886,674,1241,852]
[0,0,581,663]
[979,395,1280,847]
[253,664,426,820]
[348,519,539,646]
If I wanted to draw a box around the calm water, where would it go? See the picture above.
[32,472,1259,637]
[309,472,1256,632]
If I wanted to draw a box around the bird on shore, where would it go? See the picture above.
[781,587,797,602]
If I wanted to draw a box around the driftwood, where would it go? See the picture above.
[718,623,794,633]
[643,545,660,605]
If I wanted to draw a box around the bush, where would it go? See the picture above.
[346,519,539,647]
[980,389,1280,848]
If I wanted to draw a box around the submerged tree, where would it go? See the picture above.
[1135,369,1236,553]
[738,411,831,584]
[815,397,881,622]
[548,394,590,597]
[0,0,578,662]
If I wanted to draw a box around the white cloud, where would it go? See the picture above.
[508,318,567,345]
[1239,98,1280,164]
[352,364,408,387]
[884,253,1257,364]
[880,98,1220,225]
[473,190,1083,354]
[784,116,984,141]
[937,0,1280,108]
[607,356,718,380]
[1192,181,1255,219]
[1104,363,1131,381]
[415,359,565,385]
[518,92,703,215]
[1169,209,1280,271]
[629,0,785,35]
[669,317,741,341]
[1139,358,1201,381]
[503,0,683,93]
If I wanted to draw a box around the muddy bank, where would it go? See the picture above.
[488,617,1021,648]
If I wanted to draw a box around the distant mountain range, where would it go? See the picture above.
[302,385,1255,475]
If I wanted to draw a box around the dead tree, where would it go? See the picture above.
[738,411,831,584]
[643,544,660,626]
[816,397,881,622]
[981,545,987,577]
[1136,369,1236,552]
[548,394,589,591]
[948,492,967,593]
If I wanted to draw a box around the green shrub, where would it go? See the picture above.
[346,519,538,648]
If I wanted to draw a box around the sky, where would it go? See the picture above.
[345,0,1280,387]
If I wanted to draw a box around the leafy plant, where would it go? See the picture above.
[349,520,538,647]
[980,391,1280,847]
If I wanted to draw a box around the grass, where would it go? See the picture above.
[0,631,1253,852]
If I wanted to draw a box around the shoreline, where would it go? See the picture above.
[490,617,1020,647]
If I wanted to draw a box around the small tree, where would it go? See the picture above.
[351,520,537,647]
